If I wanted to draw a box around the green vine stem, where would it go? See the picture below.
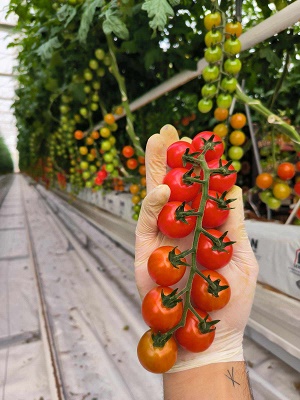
[106,34,144,157]
[235,84,300,149]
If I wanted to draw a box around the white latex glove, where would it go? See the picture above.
[135,124,259,372]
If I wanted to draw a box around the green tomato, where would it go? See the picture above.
[231,160,241,172]
[103,152,114,163]
[92,81,101,90]
[89,59,99,70]
[104,163,114,173]
[224,38,242,55]
[204,46,222,63]
[201,84,217,98]
[95,48,105,60]
[266,196,281,210]
[198,98,213,114]
[80,161,89,170]
[228,146,244,160]
[101,140,112,152]
[221,77,237,93]
[90,103,98,111]
[97,68,105,77]
[217,93,232,109]
[204,30,222,47]
[85,180,93,188]
[89,165,97,173]
[223,58,242,75]
[259,190,272,204]
[202,65,220,82]
[83,69,93,81]
[82,171,91,180]
[79,107,88,117]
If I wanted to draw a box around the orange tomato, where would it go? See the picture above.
[214,107,229,121]
[256,172,273,190]
[104,113,115,125]
[74,130,84,140]
[230,113,247,129]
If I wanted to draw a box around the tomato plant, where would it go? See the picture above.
[163,167,201,202]
[137,330,177,373]
[192,190,230,228]
[147,246,187,286]
[196,228,233,270]
[192,131,224,161]
[175,309,215,352]
[142,286,183,333]
[191,270,231,311]
[157,201,197,239]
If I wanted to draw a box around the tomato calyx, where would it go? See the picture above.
[203,229,236,252]
[151,331,173,348]
[198,313,220,334]
[210,159,236,176]
[168,247,192,268]
[175,202,195,223]
[182,169,206,185]
[161,288,183,309]
[198,272,229,297]
[208,191,236,210]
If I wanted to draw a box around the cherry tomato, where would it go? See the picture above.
[230,113,247,129]
[220,77,237,93]
[224,38,242,55]
[202,65,220,82]
[229,130,246,146]
[122,145,135,158]
[277,162,296,180]
[223,58,242,75]
[272,182,291,200]
[192,131,224,162]
[217,93,232,109]
[204,46,222,63]
[204,30,222,47]
[147,246,187,286]
[104,113,115,125]
[175,309,215,352]
[196,228,233,270]
[225,21,243,38]
[214,107,229,121]
[213,123,228,138]
[142,286,183,333]
[259,189,272,204]
[198,98,213,113]
[167,141,195,169]
[129,184,140,194]
[191,190,230,228]
[126,158,138,170]
[228,145,244,161]
[74,130,84,140]
[266,196,281,210]
[256,172,273,189]
[201,84,217,98]
[191,270,231,311]
[205,159,237,192]
[157,201,197,239]
[204,12,222,30]
[163,167,201,202]
[137,330,177,373]
[294,182,300,196]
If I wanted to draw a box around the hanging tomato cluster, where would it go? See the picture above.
[137,131,238,373]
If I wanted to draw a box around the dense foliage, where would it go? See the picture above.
[0,136,14,174]
[6,0,300,221]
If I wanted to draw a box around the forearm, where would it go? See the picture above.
[163,361,253,400]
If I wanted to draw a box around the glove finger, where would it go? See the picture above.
[145,125,179,193]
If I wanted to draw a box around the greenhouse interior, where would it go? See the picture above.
[0,0,300,399]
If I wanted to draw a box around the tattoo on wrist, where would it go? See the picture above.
[225,367,240,387]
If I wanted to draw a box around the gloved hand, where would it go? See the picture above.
[135,124,259,372]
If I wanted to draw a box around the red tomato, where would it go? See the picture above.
[196,228,233,270]
[175,309,215,352]
[191,270,231,311]
[167,141,195,169]
[277,162,296,180]
[163,167,200,202]
[142,286,183,333]
[191,131,224,162]
[191,190,230,228]
[294,182,300,196]
[122,145,135,158]
[205,159,237,192]
[126,158,138,170]
[147,246,187,286]
[137,330,177,373]
[157,201,197,239]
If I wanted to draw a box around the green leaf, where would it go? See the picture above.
[36,37,61,61]
[168,0,180,5]
[103,13,129,40]
[142,0,174,33]
[259,48,282,69]
[78,0,104,43]
[57,4,77,27]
